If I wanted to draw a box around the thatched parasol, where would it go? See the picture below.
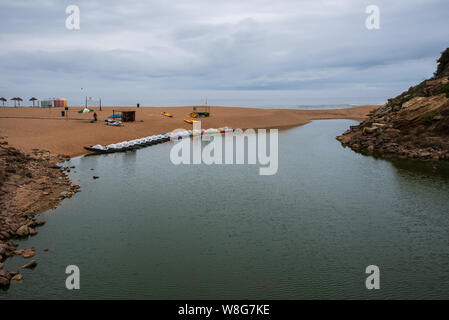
[29,97,38,107]
[10,97,18,107]
[0,97,6,107]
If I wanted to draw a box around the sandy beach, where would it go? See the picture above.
[0,105,378,157]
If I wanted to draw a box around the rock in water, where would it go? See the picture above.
[11,274,23,281]
[15,225,30,237]
[21,260,37,269]
[0,269,11,280]
[0,276,9,288]
[22,248,35,259]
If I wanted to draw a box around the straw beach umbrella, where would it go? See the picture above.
[10,97,18,107]
[0,97,6,107]
[16,97,23,106]
[29,97,38,107]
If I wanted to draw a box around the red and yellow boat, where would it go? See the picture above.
[184,119,196,125]
[161,112,173,118]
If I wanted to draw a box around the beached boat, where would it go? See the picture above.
[161,112,173,118]
[184,119,197,125]
[84,128,235,154]
[84,145,113,154]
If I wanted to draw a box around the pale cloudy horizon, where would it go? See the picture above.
[0,0,448,107]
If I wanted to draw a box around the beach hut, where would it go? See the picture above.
[54,98,67,108]
[121,111,136,122]
[192,105,210,118]
[41,99,53,108]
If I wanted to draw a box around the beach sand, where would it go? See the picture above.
[0,105,378,157]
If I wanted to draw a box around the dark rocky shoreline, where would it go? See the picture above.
[337,48,449,160]
[0,137,80,289]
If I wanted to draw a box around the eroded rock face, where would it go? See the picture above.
[337,48,449,160]
[0,138,80,290]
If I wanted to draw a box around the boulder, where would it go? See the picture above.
[0,231,10,239]
[15,225,29,237]
[363,127,378,135]
[21,260,37,269]
[22,248,35,259]
[0,269,11,280]
[29,220,45,227]
[11,274,23,281]
[0,276,9,288]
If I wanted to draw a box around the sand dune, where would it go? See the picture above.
[0,105,378,157]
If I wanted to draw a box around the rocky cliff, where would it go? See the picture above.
[337,48,449,160]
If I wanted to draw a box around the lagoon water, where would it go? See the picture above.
[2,120,449,299]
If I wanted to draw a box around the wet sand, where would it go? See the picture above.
[0,105,378,157]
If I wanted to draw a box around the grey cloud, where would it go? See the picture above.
[0,0,448,106]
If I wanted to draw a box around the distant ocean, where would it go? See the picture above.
[138,103,362,110]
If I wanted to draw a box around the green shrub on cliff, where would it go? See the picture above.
[434,48,449,78]
[421,112,438,126]
[439,83,449,98]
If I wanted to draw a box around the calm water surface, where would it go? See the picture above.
[1,120,449,299]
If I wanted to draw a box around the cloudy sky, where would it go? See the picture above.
[0,0,448,107]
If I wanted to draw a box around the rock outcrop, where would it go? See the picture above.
[0,137,80,289]
[338,48,449,160]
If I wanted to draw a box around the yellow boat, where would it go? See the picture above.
[184,119,196,125]
[161,112,173,118]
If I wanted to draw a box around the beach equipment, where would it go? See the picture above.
[84,127,235,154]
[192,103,210,117]
[29,97,38,107]
[105,119,122,126]
[108,114,122,119]
[79,107,93,114]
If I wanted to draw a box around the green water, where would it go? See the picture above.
[1,120,449,300]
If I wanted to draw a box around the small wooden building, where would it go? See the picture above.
[121,111,136,122]
[41,99,53,108]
